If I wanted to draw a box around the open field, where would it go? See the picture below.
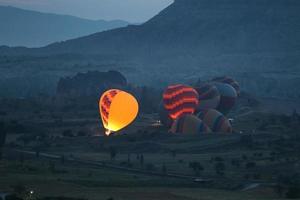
[0,159,285,200]
[1,96,300,199]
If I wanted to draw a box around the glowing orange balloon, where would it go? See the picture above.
[99,89,139,135]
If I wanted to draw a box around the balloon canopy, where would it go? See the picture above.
[170,114,211,135]
[194,83,220,111]
[99,89,139,135]
[197,109,232,133]
[213,82,237,115]
[163,84,199,120]
[212,76,240,95]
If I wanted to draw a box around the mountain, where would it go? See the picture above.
[0,6,129,47]
[21,0,300,55]
[0,0,300,99]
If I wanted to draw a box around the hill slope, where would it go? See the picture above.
[40,0,300,55]
[0,6,129,47]
[0,0,300,99]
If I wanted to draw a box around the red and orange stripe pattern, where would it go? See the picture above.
[99,89,120,127]
[163,84,199,120]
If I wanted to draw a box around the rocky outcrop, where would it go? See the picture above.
[56,70,127,99]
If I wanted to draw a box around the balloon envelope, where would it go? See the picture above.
[99,89,139,134]
[163,84,199,120]
[170,114,211,135]
[214,82,237,114]
[195,83,220,111]
[197,109,232,133]
[212,76,240,95]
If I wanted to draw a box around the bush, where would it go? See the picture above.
[215,162,225,176]
[77,130,87,137]
[286,187,300,199]
[62,130,73,137]
[146,163,156,171]
[246,162,256,169]
[214,156,224,162]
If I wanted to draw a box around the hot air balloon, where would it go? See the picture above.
[163,84,199,120]
[99,89,139,135]
[194,83,220,111]
[197,109,232,133]
[213,83,237,115]
[170,114,211,135]
[212,76,240,95]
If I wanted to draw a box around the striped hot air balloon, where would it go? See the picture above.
[214,83,237,115]
[197,109,232,133]
[212,76,240,95]
[195,83,221,111]
[163,84,199,120]
[170,114,211,135]
[99,89,139,135]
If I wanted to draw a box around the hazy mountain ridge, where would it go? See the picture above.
[0,0,300,99]
[0,6,129,47]
[37,0,300,55]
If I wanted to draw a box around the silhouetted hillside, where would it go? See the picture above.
[30,0,300,55]
[0,6,129,47]
[0,0,300,99]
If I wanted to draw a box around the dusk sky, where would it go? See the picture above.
[0,0,174,23]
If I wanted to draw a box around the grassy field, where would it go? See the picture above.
[0,159,283,200]
[1,98,300,199]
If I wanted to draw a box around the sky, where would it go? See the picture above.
[0,0,173,23]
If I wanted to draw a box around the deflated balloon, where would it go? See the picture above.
[214,82,237,115]
[99,89,139,135]
[170,114,211,135]
[163,84,199,120]
[197,109,232,133]
[194,83,220,111]
[212,76,240,95]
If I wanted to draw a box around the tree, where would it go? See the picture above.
[215,156,224,162]
[275,184,284,197]
[215,162,226,176]
[17,135,33,147]
[127,153,131,164]
[11,183,27,197]
[61,155,65,164]
[170,150,177,158]
[62,129,73,137]
[0,121,7,160]
[77,130,87,137]
[189,161,204,176]
[19,153,25,165]
[146,163,155,171]
[231,158,240,168]
[48,161,56,172]
[162,163,167,175]
[140,154,144,166]
[33,144,42,158]
[286,186,300,198]
[240,135,253,148]
[246,162,256,169]
[109,147,117,161]
[242,154,248,160]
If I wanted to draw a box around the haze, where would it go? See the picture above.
[0,0,173,23]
